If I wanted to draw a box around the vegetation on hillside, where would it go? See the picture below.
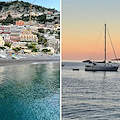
[35,33,48,47]
[28,43,38,52]
[13,47,21,53]
[0,0,58,25]
[4,42,11,48]
[0,46,6,50]
[41,49,51,53]
[0,1,57,14]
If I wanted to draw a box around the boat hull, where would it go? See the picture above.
[73,69,79,71]
[85,66,118,71]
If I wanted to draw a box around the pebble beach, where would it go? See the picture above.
[0,54,60,66]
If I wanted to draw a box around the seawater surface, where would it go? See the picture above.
[62,62,120,120]
[0,62,60,120]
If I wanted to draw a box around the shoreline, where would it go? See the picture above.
[0,55,60,67]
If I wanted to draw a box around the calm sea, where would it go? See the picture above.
[0,62,60,120]
[62,62,120,120]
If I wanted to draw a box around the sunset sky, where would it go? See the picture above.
[62,0,120,61]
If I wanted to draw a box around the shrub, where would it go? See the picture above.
[41,49,51,53]
[13,47,21,53]
[4,42,11,48]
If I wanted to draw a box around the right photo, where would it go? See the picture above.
[62,0,120,120]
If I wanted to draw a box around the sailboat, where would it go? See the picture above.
[85,24,119,71]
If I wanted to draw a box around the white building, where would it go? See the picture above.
[12,42,27,49]
[46,14,54,20]
[0,36,5,47]
[20,34,38,43]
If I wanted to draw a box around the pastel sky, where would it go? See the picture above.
[62,0,120,61]
[1,0,60,11]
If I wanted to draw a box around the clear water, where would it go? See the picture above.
[62,62,120,120]
[0,62,60,120]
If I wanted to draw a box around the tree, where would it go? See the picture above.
[28,43,38,52]
[37,14,46,23]
[28,43,36,49]
[36,33,43,44]
[57,31,60,36]
[6,14,13,24]
[1,14,14,25]
[43,38,48,47]
[4,42,11,48]
[46,19,54,22]
[50,30,54,34]
[41,49,51,53]
[0,47,6,50]
[32,48,38,52]
[35,33,48,46]
[13,47,21,53]
[55,36,60,39]
[38,28,44,33]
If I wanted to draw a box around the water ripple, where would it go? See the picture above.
[0,63,60,120]
[62,62,120,120]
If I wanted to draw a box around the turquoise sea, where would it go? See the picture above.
[0,62,60,120]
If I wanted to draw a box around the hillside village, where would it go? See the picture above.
[0,0,60,55]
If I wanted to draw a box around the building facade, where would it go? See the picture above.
[20,34,38,43]
[16,20,25,26]
[0,36,5,47]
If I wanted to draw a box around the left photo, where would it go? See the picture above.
[0,0,60,119]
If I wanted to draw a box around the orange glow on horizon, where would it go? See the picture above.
[62,1,120,60]
[62,31,120,60]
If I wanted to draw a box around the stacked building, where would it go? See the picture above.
[0,24,38,44]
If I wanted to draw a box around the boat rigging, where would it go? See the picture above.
[85,24,119,71]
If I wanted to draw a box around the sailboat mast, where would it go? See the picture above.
[105,24,106,65]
